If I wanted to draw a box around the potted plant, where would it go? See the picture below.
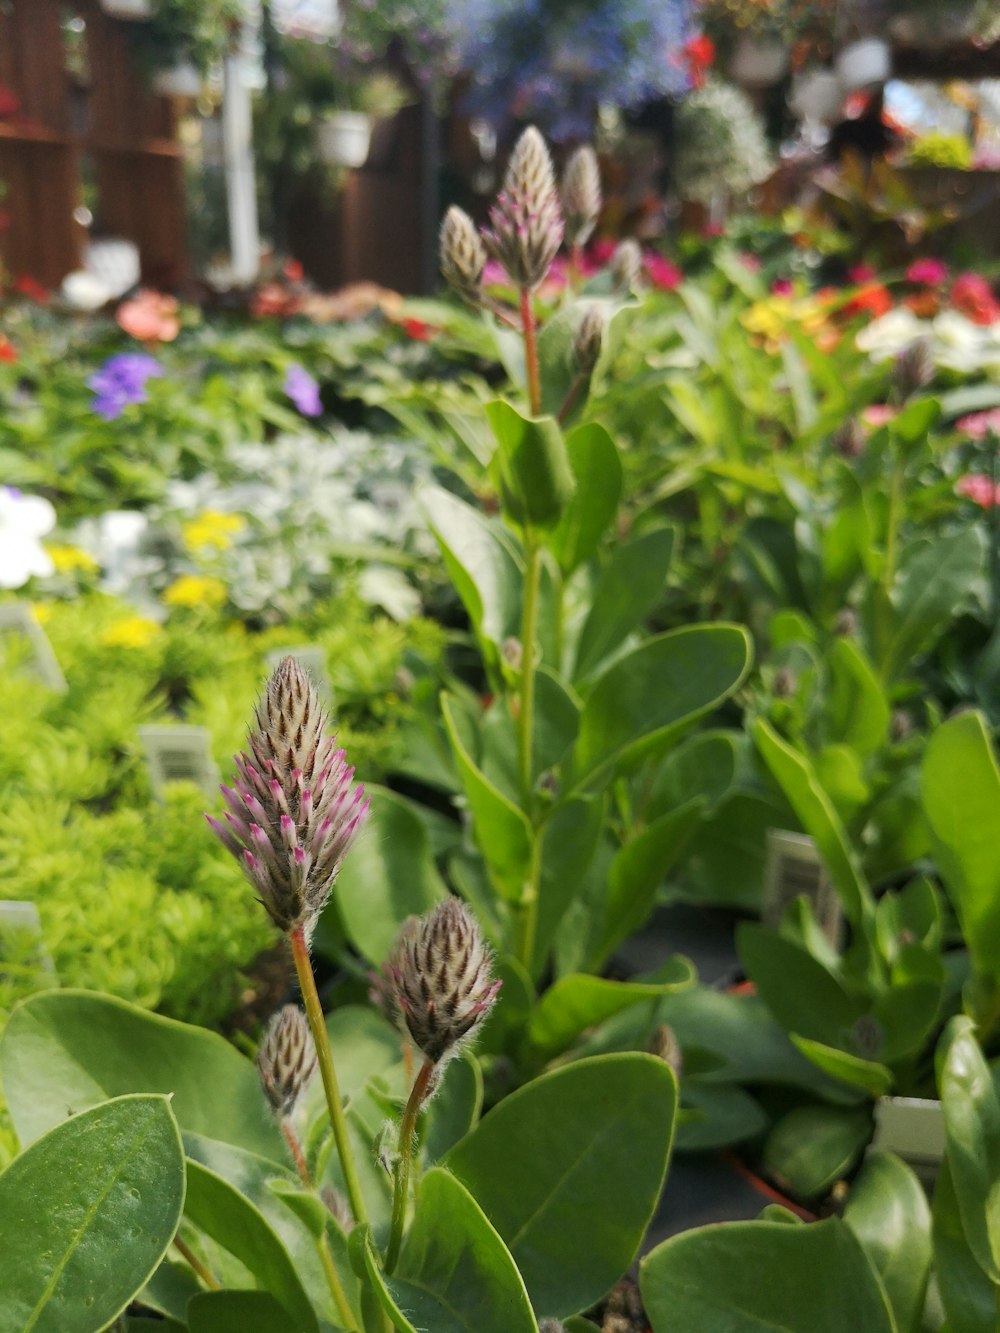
[100,0,154,18]
[315,74,409,170]
[122,0,243,92]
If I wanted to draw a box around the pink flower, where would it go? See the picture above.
[861,404,897,429]
[848,264,877,284]
[957,474,1000,509]
[957,408,1000,440]
[116,289,180,343]
[644,252,682,290]
[906,258,948,286]
[951,273,1000,326]
[738,253,762,275]
[771,278,793,296]
[481,259,509,287]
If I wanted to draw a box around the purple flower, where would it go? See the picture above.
[89,353,163,421]
[284,364,323,418]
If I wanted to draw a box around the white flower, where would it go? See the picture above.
[61,270,112,312]
[0,489,56,589]
[855,308,928,360]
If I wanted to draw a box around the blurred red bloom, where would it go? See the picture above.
[282,258,304,283]
[402,318,433,341]
[841,283,892,320]
[0,336,17,363]
[906,257,948,286]
[0,85,20,119]
[13,274,49,303]
[117,289,180,342]
[645,252,682,290]
[847,263,877,284]
[682,34,716,88]
[958,474,1000,509]
[957,408,1000,440]
[950,273,1000,326]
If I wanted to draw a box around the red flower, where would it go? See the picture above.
[0,84,20,120]
[958,474,1000,509]
[950,273,1000,326]
[841,283,893,321]
[282,258,304,283]
[0,336,17,364]
[682,34,716,88]
[13,273,49,303]
[402,318,434,341]
[644,252,682,291]
[847,263,877,284]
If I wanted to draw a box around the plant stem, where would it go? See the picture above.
[518,536,542,804]
[281,1116,362,1333]
[385,1058,436,1275]
[557,373,586,425]
[520,286,541,416]
[882,450,906,597]
[289,924,368,1228]
[516,828,543,977]
[173,1236,219,1291]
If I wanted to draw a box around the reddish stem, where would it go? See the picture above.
[520,286,542,415]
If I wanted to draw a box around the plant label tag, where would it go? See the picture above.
[139,725,220,800]
[0,900,57,977]
[763,829,842,946]
[0,603,67,692]
[265,645,333,705]
[871,1095,944,1188]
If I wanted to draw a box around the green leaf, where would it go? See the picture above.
[933,1160,1000,1333]
[446,1053,676,1318]
[825,638,889,757]
[753,719,873,928]
[843,1151,931,1333]
[0,990,282,1158]
[645,730,739,823]
[183,1159,319,1331]
[187,1290,301,1333]
[737,923,865,1050]
[0,1095,184,1333]
[367,1168,538,1333]
[937,1015,1000,1282]
[421,1053,483,1165]
[532,668,581,774]
[526,961,695,1061]
[533,795,604,977]
[441,693,533,901]
[572,625,752,791]
[891,395,940,444]
[881,528,985,682]
[640,1217,896,1333]
[789,1036,893,1097]
[419,484,521,652]
[549,422,623,574]
[485,400,575,533]
[335,786,448,964]
[573,528,674,682]
[676,1082,768,1151]
[922,711,1000,996]
[598,799,706,964]
[762,1102,871,1199]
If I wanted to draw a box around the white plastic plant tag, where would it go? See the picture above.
[871,1095,945,1187]
[763,828,842,947]
[0,900,57,977]
[265,645,333,705]
[139,725,220,800]
[0,603,67,692]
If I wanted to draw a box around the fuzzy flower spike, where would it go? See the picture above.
[483,126,564,291]
[207,656,370,934]
[380,898,501,1066]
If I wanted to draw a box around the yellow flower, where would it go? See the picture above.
[46,544,99,575]
[32,604,53,625]
[101,616,163,649]
[182,511,245,552]
[164,574,227,610]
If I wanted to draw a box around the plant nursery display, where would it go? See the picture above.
[7,88,1000,1328]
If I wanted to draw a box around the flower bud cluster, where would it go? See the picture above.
[207,657,370,934]
[257,1004,317,1115]
[374,899,501,1066]
[561,145,602,250]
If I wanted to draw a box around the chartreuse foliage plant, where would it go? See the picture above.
[319,127,752,1085]
[0,656,678,1331]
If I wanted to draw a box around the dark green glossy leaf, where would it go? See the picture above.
[641,1217,895,1333]
[187,1290,300,1332]
[0,1095,184,1333]
[761,1104,872,1200]
[933,1159,999,1333]
[789,1036,893,1097]
[881,528,985,683]
[676,1082,768,1151]
[737,923,865,1049]
[0,989,282,1159]
[446,1053,676,1318]
[843,1151,931,1333]
[549,422,623,574]
[573,528,674,681]
[486,400,575,533]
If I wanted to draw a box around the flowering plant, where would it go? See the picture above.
[449,0,693,141]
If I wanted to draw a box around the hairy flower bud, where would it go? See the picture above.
[539,1322,567,1333]
[440,206,487,303]
[380,899,501,1065]
[893,336,934,399]
[611,238,642,293]
[574,304,606,374]
[482,126,564,290]
[647,1023,683,1080]
[207,657,370,934]
[257,1004,317,1115]
[561,145,602,250]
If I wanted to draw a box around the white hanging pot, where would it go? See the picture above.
[316,112,373,169]
[100,0,154,18]
[85,237,141,299]
[729,35,789,89]
[835,37,891,91]
[789,69,843,125]
[152,62,204,98]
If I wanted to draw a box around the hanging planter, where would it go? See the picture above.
[788,69,843,126]
[835,37,891,92]
[729,35,789,89]
[100,0,154,17]
[152,61,204,98]
[315,112,373,170]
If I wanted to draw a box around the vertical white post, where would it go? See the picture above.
[223,44,260,284]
